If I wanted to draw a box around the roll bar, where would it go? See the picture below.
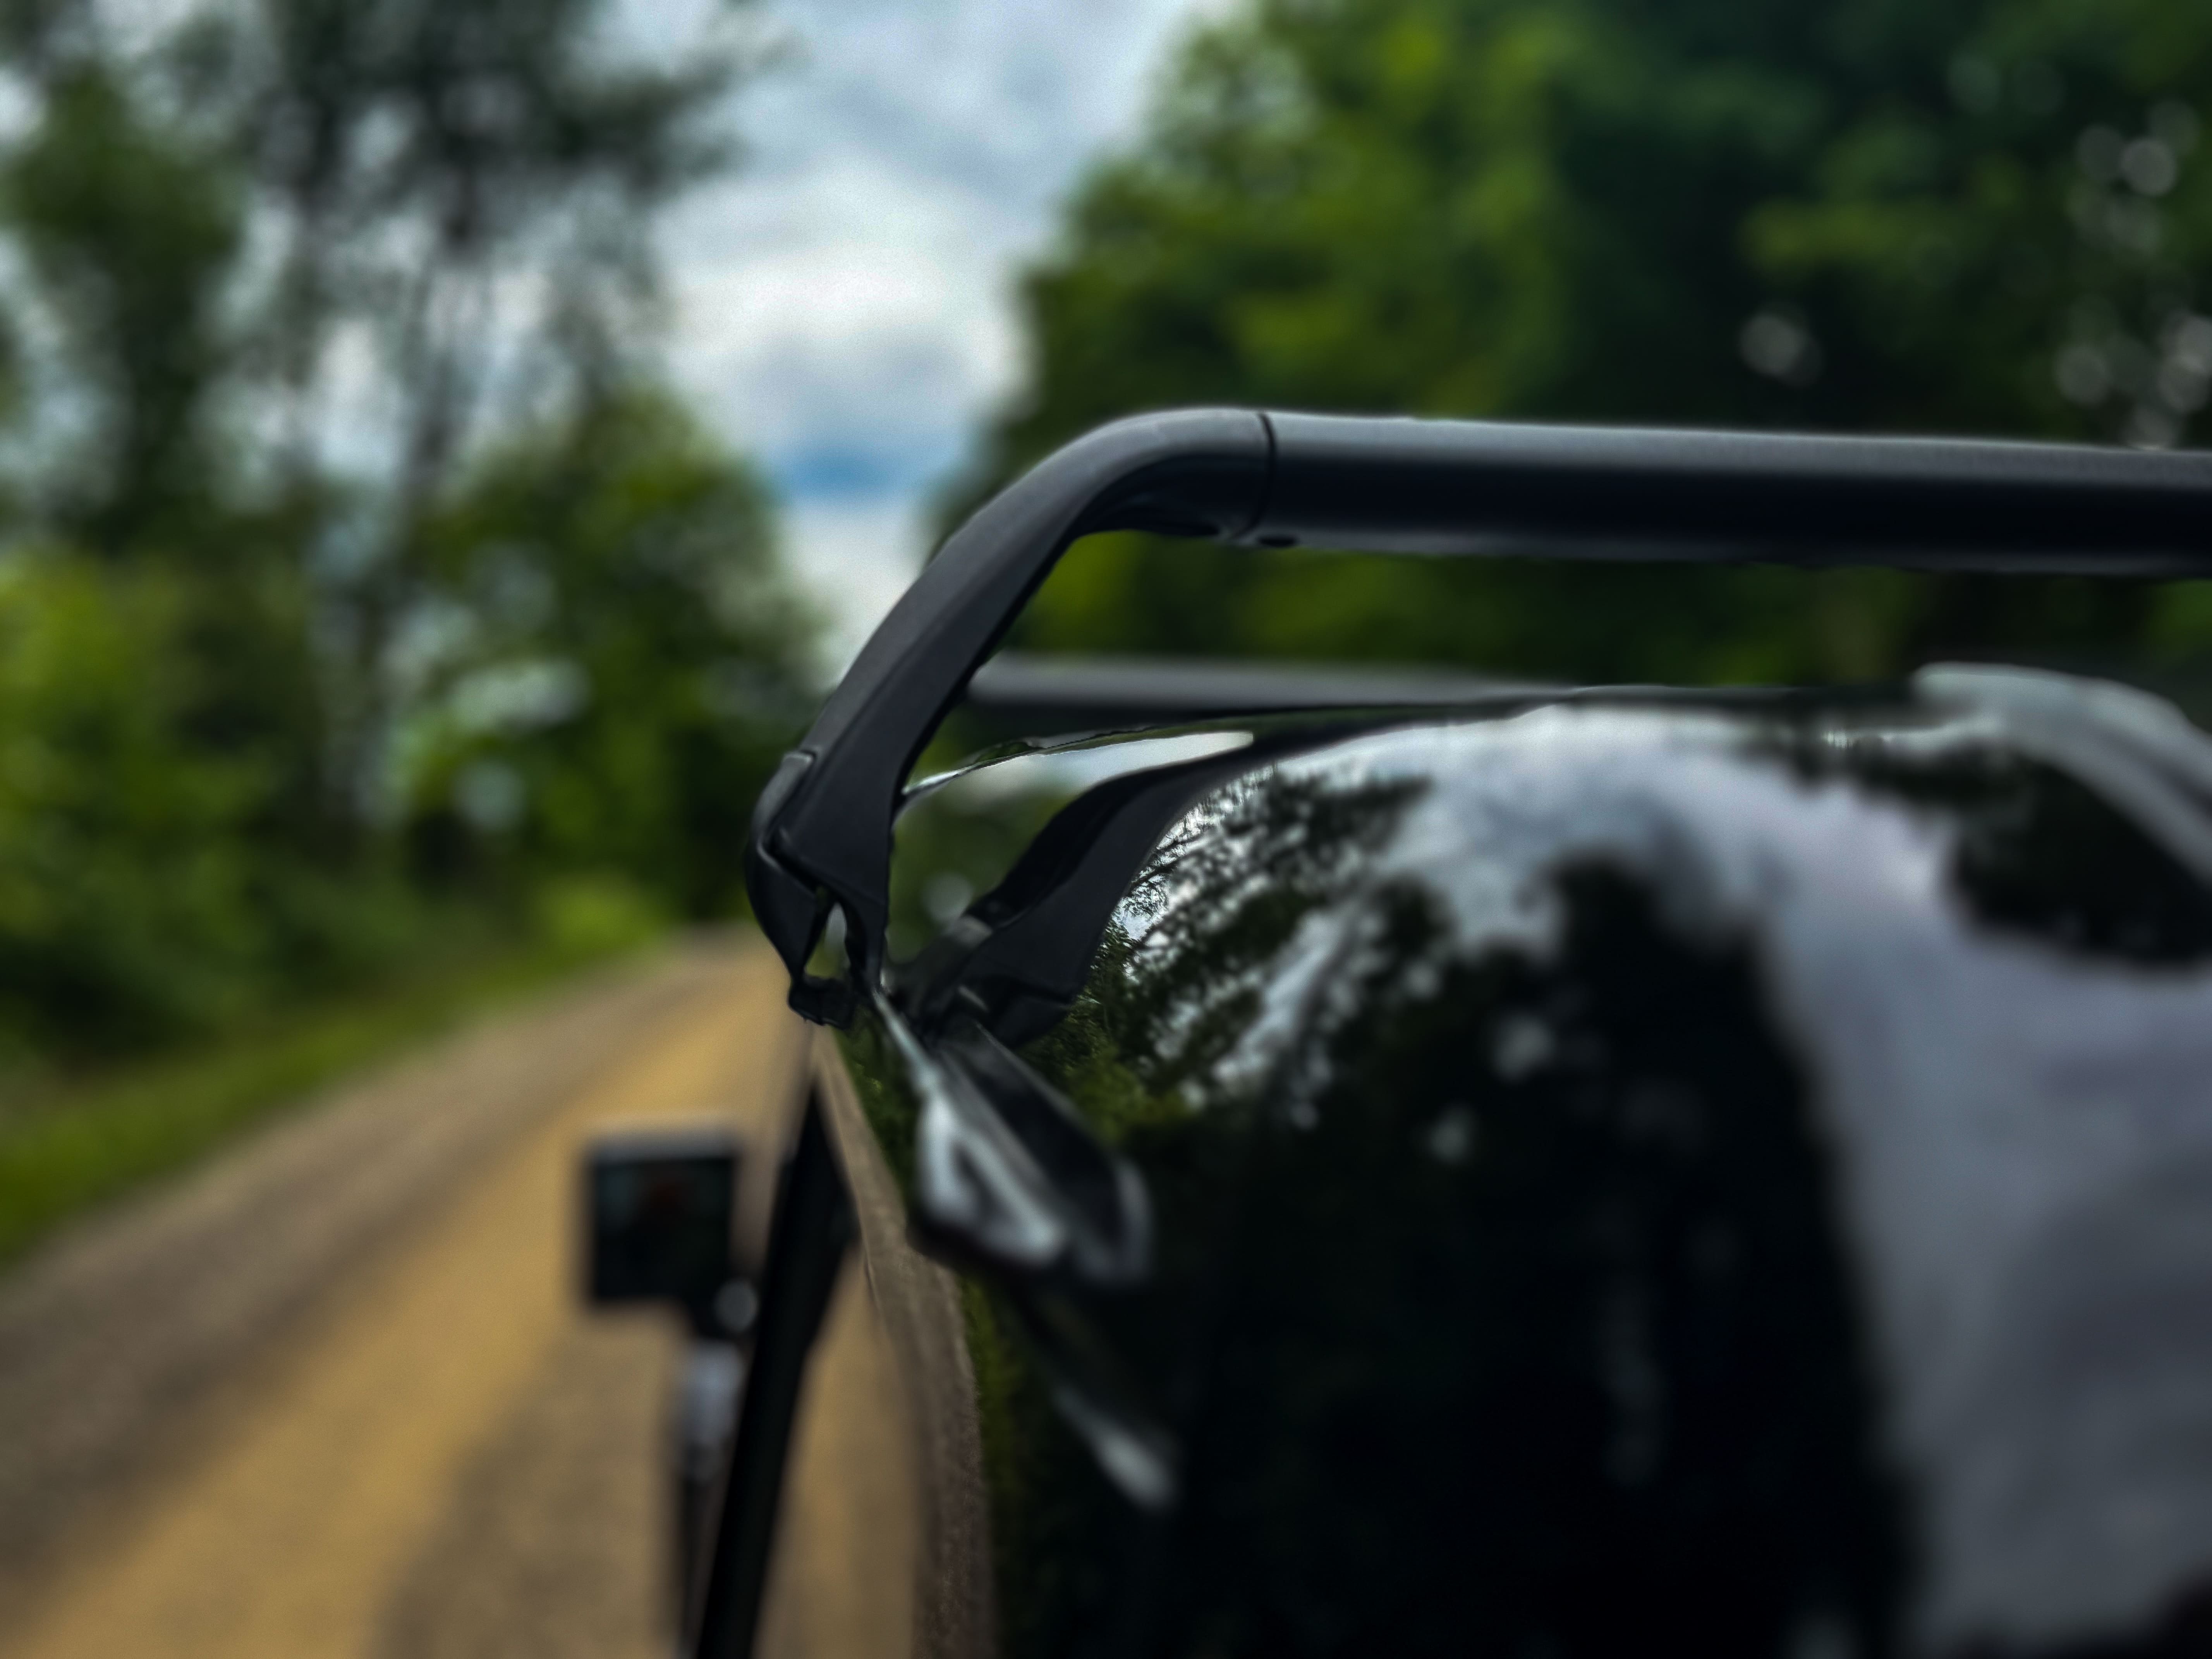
[746,407,2212,1022]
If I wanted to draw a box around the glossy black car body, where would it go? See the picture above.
[706,412,2212,1659]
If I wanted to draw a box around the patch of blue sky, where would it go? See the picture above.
[768,440,957,506]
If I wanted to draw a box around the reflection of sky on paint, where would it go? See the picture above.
[648,0,1224,668]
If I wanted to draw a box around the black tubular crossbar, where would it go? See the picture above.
[745,407,2212,1021]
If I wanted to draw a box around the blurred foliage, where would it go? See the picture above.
[5,67,237,547]
[0,918,658,1266]
[0,0,815,1075]
[0,552,414,1056]
[971,0,2212,689]
[400,390,818,919]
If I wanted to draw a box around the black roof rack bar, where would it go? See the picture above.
[747,407,2212,1022]
[963,652,1550,735]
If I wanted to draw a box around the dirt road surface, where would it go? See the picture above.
[0,938,914,1659]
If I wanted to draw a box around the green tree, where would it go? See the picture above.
[400,388,817,919]
[0,0,758,794]
[5,69,237,550]
[0,0,810,1063]
[0,553,404,1054]
[978,0,2212,686]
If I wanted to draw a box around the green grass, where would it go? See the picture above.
[0,924,659,1269]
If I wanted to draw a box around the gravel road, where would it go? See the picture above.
[0,938,900,1659]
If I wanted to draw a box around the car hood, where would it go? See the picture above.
[881,666,2212,1654]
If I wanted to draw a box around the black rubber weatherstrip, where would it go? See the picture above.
[686,1100,855,1659]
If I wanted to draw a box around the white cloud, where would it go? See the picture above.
[647,0,1231,654]
[781,495,935,672]
[665,152,1012,474]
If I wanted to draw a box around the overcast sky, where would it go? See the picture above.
[651,0,1223,665]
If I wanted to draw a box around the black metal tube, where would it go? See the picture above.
[1257,411,2212,570]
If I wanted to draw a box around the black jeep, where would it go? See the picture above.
[685,412,2212,1659]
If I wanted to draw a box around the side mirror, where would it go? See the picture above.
[582,1126,755,1338]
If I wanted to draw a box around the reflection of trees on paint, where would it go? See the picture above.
[1762,723,2212,964]
[988,756,1904,1658]
[1034,771,1430,1120]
